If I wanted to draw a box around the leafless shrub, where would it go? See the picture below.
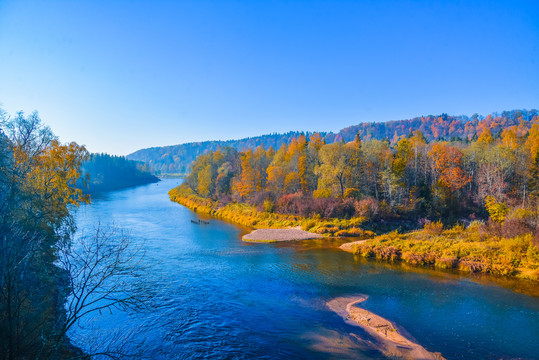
[501,218,533,239]
[42,222,152,359]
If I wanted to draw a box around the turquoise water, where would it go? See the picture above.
[71,179,539,359]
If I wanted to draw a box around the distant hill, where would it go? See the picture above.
[127,109,538,174]
[127,131,328,175]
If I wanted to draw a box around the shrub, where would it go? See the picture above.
[435,257,458,269]
[334,228,373,238]
[343,188,360,199]
[424,220,443,234]
[467,220,484,232]
[485,196,509,224]
[251,190,274,210]
[501,217,533,239]
[355,197,380,219]
[263,199,275,213]
[313,188,332,198]
[277,192,305,215]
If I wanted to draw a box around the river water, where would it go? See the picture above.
[71,179,539,359]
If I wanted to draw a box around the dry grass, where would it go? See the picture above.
[169,186,373,238]
[349,224,539,281]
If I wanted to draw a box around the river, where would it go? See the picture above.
[71,179,539,359]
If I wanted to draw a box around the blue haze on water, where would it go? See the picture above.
[71,179,539,359]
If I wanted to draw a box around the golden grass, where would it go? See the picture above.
[349,225,539,281]
[168,186,373,238]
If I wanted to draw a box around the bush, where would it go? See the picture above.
[263,199,275,213]
[355,197,380,219]
[423,220,443,234]
[501,217,533,239]
[343,188,360,199]
[313,188,332,198]
[435,257,458,269]
[251,191,274,210]
[277,192,311,216]
[334,228,373,238]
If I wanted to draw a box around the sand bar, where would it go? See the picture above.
[327,295,444,360]
[242,228,323,242]
[339,239,368,252]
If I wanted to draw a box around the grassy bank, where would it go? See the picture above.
[348,223,539,281]
[168,186,374,238]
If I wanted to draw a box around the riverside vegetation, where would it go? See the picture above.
[0,110,147,359]
[169,109,539,281]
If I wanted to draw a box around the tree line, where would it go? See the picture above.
[181,114,539,236]
[81,153,159,193]
[129,109,537,174]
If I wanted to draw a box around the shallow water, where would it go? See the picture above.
[71,179,539,359]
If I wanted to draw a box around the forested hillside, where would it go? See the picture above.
[81,153,159,193]
[128,109,538,174]
[128,131,327,174]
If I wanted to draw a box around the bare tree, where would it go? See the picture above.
[41,222,150,359]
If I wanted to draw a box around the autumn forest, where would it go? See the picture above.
[176,110,539,226]
[170,109,539,280]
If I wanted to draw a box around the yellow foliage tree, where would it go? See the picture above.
[485,195,509,224]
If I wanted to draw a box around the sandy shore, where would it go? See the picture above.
[242,228,323,242]
[339,239,368,252]
[327,295,444,360]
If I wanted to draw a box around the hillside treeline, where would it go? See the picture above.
[178,114,539,237]
[82,153,159,193]
[128,131,327,174]
[129,109,537,174]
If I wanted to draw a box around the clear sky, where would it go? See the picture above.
[0,0,538,155]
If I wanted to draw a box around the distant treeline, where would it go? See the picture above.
[81,153,159,193]
[128,109,538,174]
[128,131,327,175]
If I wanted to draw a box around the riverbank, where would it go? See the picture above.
[327,295,444,360]
[340,225,539,281]
[168,186,374,238]
[169,186,539,282]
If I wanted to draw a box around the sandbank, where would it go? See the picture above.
[242,228,323,242]
[327,295,444,360]
[339,239,368,252]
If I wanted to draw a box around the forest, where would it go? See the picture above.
[170,110,539,279]
[130,109,538,174]
[81,153,159,193]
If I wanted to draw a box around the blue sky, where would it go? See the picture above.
[0,0,538,155]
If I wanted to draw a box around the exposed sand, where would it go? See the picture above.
[242,228,323,242]
[327,295,444,360]
[339,239,368,253]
